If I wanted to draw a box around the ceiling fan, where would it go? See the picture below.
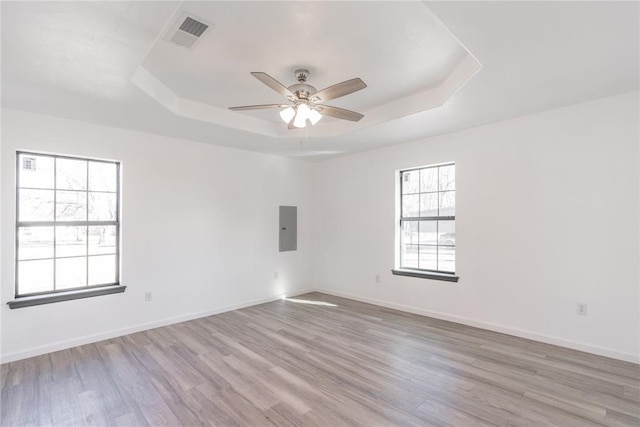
[229,69,367,129]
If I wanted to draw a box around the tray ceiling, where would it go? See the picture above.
[1,1,638,160]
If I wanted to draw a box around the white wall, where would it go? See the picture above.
[2,92,638,364]
[313,92,640,362]
[0,109,315,363]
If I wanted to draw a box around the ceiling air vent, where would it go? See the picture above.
[179,17,208,37]
[167,14,211,49]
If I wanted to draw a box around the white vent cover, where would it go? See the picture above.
[166,13,211,49]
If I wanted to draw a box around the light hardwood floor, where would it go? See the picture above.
[2,292,639,426]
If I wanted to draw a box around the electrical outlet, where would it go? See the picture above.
[375,274,381,283]
[273,272,278,280]
[576,303,587,316]
[145,292,152,302]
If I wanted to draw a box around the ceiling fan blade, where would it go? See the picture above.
[319,105,364,122]
[251,72,295,99]
[312,78,367,102]
[229,104,289,111]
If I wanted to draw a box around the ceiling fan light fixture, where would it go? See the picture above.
[279,107,295,123]
[229,69,366,129]
[309,108,322,125]
[297,103,311,120]
[293,113,306,128]
[293,103,311,128]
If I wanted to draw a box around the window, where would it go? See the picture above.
[11,152,124,308]
[392,163,458,282]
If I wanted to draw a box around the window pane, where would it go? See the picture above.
[56,191,87,221]
[88,255,116,285]
[439,191,455,216]
[419,193,438,217]
[438,221,456,246]
[438,246,455,272]
[18,227,54,260]
[401,244,418,268]
[56,226,87,258]
[419,221,437,245]
[88,192,116,221]
[419,245,437,270]
[439,165,455,191]
[401,221,418,245]
[89,226,117,255]
[18,259,54,294]
[420,167,438,193]
[19,189,54,221]
[56,158,87,190]
[18,154,54,189]
[402,171,419,194]
[56,257,87,289]
[402,194,419,218]
[89,162,117,192]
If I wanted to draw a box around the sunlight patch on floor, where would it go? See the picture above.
[283,298,337,307]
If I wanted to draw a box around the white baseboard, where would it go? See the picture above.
[4,287,637,365]
[316,288,640,364]
[0,288,314,364]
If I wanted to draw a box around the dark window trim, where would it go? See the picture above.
[391,269,459,282]
[7,285,126,309]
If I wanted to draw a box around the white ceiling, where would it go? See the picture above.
[133,1,479,138]
[2,1,638,161]
[144,2,467,111]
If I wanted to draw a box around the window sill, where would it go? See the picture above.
[391,269,459,282]
[7,285,126,309]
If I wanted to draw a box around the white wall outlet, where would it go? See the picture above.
[145,292,152,302]
[375,274,381,283]
[273,272,279,280]
[576,303,587,316]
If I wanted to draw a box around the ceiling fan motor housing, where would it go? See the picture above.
[289,69,316,100]
[288,83,317,101]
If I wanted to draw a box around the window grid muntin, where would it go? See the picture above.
[15,152,120,297]
[400,163,455,274]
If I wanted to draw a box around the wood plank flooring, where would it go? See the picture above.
[2,292,639,426]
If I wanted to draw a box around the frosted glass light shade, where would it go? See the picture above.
[279,107,295,123]
[293,112,306,128]
[293,104,311,128]
[297,103,311,121]
[309,109,322,125]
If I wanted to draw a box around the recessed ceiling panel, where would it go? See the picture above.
[137,1,476,134]
[3,1,637,159]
